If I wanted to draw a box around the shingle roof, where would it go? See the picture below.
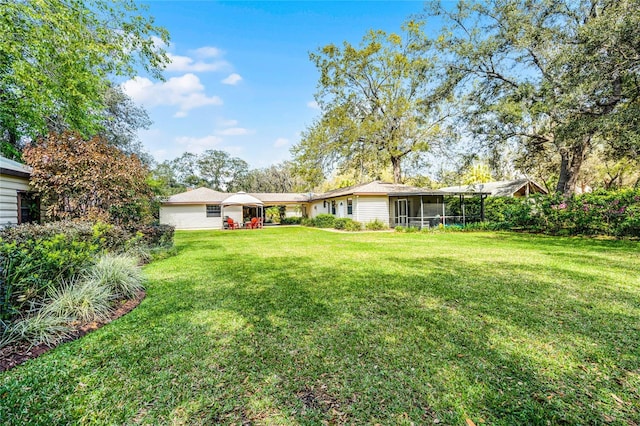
[438,179,547,197]
[249,193,310,203]
[164,187,228,204]
[0,156,31,178]
[311,181,450,199]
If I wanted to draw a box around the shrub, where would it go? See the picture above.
[365,218,388,230]
[281,217,302,225]
[344,220,363,232]
[86,254,144,299]
[333,218,351,230]
[301,217,315,227]
[313,214,336,228]
[135,224,175,248]
[42,279,112,323]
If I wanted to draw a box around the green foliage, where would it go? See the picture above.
[344,220,363,232]
[0,221,138,320]
[294,21,453,184]
[42,279,112,324]
[365,218,389,230]
[427,0,640,195]
[332,218,351,230]
[301,217,315,227]
[8,313,72,348]
[280,217,302,225]
[0,0,169,146]
[311,214,337,228]
[484,190,640,237]
[86,254,144,299]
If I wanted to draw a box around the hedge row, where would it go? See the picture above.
[483,189,640,237]
[301,214,388,231]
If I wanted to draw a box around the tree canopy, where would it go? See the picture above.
[292,22,455,185]
[426,0,640,195]
[23,131,154,226]
[0,0,168,151]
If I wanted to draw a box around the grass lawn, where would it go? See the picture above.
[1,227,639,425]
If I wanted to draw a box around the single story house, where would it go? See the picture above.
[439,179,548,197]
[0,155,39,226]
[160,181,488,230]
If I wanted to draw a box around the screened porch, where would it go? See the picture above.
[388,192,487,229]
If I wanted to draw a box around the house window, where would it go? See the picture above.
[347,198,353,215]
[206,205,221,217]
[331,201,336,215]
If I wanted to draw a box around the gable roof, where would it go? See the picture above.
[438,179,548,197]
[311,180,462,199]
[0,156,31,179]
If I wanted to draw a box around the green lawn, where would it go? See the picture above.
[2,227,639,425]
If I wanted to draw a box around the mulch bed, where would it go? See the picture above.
[0,291,146,373]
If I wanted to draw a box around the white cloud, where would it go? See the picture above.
[274,137,289,148]
[217,127,252,136]
[175,135,224,154]
[122,74,222,117]
[192,46,223,58]
[222,73,243,85]
[307,100,320,110]
[218,118,239,127]
[165,53,229,73]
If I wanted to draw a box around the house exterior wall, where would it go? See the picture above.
[309,200,331,218]
[285,205,302,218]
[160,204,223,230]
[354,196,389,225]
[0,174,30,226]
[222,205,243,225]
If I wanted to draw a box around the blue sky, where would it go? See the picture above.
[123,1,428,168]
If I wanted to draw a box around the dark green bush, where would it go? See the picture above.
[313,214,336,228]
[483,189,640,237]
[344,220,362,232]
[136,224,175,248]
[333,218,351,230]
[301,217,315,227]
[281,217,302,225]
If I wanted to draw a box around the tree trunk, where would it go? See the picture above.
[391,156,402,183]
[555,136,591,197]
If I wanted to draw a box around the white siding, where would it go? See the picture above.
[354,196,389,225]
[222,205,243,225]
[0,174,30,226]
[284,205,302,218]
[160,204,223,230]
[309,200,330,218]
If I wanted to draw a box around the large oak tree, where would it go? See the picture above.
[293,22,455,185]
[427,0,640,195]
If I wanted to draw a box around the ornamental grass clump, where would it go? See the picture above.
[42,279,112,323]
[10,313,72,347]
[86,254,145,299]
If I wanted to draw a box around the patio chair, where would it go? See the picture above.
[248,217,258,229]
[255,217,263,229]
[227,217,239,230]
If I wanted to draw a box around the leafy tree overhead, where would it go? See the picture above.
[23,131,154,226]
[292,21,455,185]
[426,0,640,195]
[0,0,169,150]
